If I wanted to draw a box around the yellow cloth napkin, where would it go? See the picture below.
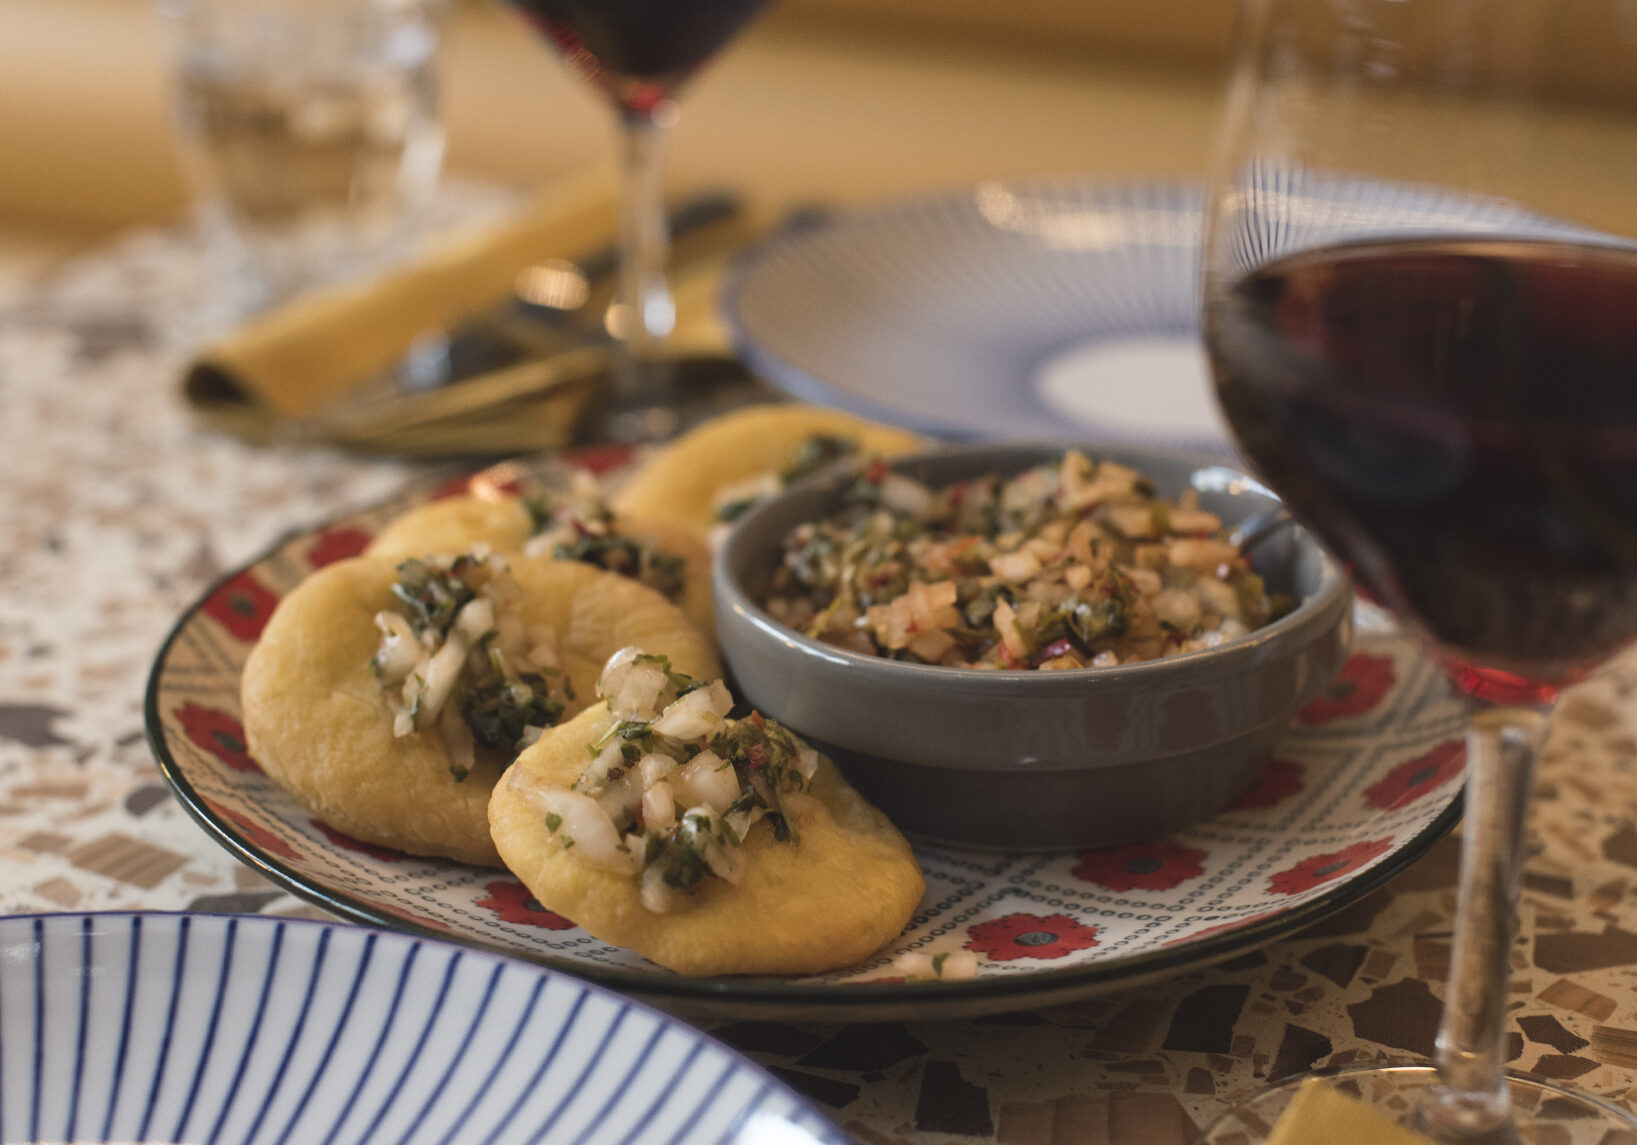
[1264,1079,1438,1144]
[183,165,620,447]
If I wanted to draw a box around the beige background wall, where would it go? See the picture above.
[0,0,1232,245]
[3,0,1628,259]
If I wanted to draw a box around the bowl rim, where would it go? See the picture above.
[713,438,1353,685]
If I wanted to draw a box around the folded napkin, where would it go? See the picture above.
[183,166,623,451]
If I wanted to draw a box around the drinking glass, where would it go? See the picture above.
[1198,0,1637,1139]
[158,0,447,314]
[503,0,776,440]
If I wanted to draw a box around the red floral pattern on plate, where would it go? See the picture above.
[200,570,280,642]
[1071,840,1206,892]
[1299,652,1397,724]
[476,880,576,930]
[174,702,259,773]
[965,913,1100,961]
[312,821,410,862]
[1268,838,1396,896]
[205,800,302,862]
[1365,741,1465,811]
[560,443,635,475]
[306,526,372,568]
[1231,758,1304,810]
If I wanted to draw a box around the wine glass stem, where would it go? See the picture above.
[1421,706,1547,1137]
[617,106,674,360]
[595,104,680,442]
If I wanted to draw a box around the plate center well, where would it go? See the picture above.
[1033,336,1230,449]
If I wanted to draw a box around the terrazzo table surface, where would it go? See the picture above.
[7,221,1637,1145]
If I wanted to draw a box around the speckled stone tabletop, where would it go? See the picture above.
[5,218,1637,1144]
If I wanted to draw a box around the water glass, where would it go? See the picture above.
[157,0,448,312]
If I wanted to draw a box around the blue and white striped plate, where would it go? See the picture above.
[0,912,843,1145]
[719,180,1231,454]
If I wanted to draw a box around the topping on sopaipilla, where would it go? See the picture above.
[372,549,572,780]
[508,646,822,913]
[522,472,687,601]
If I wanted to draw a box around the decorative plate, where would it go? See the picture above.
[0,911,843,1145]
[146,452,1466,1021]
[719,180,1232,453]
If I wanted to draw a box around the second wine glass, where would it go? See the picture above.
[1197,0,1637,1139]
[506,0,775,440]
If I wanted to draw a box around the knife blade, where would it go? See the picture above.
[389,190,749,394]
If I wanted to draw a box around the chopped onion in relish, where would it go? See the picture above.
[761,451,1290,669]
[513,783,640,875]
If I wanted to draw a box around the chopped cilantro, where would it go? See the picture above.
[391,557,477,637]
[781,433,856,482]
[710,716,805,844]
[460,673,564,750]
[644,831,707,889]
[552,535,687,600]
[713,496,760,523]
[521,492,555,533]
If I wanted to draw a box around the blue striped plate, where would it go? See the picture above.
[0,912,843,1145]
[719,180,1231,454]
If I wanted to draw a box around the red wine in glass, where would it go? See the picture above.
[1197,0,1637,1136]
[508,0,774,115]
[505,0,777,439]
[1208,237,1637,704]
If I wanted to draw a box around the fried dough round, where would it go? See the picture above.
[610,404,926,535]
[366,496,715,641]
[367,497,533,558]
[489,703,927,975]
[241,555,720,866]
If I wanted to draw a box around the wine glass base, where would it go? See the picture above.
[582,355,781,444]
[1196,1064,1637,1145]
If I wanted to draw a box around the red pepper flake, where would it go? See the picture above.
[749,711,765,730]
[746,744,771,770]
[864,458,889,483]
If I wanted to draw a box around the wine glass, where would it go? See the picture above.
[1197,0,1637,1139]
[504,0,776,440]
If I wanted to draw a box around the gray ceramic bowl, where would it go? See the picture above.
[712,441,1354,851]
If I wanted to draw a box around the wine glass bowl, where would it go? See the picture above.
[1210,192,1637,703]
[1198,0,1637,1138]
[509,0,773,115]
